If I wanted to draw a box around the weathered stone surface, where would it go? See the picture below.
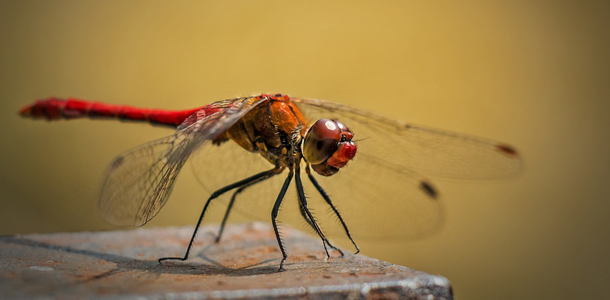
[0,223,452,299]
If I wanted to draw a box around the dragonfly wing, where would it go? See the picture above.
[288,97,520,239]
[98,96,268,226]
[190,136,285,222]
[300,153,443,239]
[98,133,191,226]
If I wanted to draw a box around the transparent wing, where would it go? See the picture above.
[98,96,268,226]
[300,154,443,240]
[190,138,285,222]
[190,97,521,240]
[295,97,521,239]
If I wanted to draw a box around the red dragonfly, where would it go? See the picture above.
[20,94,520,271]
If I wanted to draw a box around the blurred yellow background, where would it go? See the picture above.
[1,1,608,299]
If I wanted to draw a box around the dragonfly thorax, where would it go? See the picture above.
[217,97,357,175]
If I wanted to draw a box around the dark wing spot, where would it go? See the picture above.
[496,144,518,158]
[420,180,438,199]
[110,156,125,170]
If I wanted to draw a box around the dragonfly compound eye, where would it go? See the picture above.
[303,119,357,176]
[302,119,341,165]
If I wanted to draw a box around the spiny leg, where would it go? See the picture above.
[294,165,331,259]
[216,168,281,243]
[271,169,294,272]
[297,201,318,233]
[297,198,344,256]
[306,165,360,254]
[158,167,283,264]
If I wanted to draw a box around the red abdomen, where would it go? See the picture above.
[19,97,204,128]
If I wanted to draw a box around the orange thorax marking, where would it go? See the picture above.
[223,98,308,157]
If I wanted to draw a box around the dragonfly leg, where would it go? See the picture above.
[297,197,344,257]
[158,166,284,264]
[216,168,281,243]
[305,165,360,254]
[271,169,294,272]
[294,166,332,260]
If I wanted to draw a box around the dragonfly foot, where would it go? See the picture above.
[278,259,286,272]
[325,242,344,257]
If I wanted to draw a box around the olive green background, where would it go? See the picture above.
[1,1,608,299]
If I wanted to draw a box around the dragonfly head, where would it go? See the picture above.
[301,119,357,176]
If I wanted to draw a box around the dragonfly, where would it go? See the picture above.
[20,93,521,271]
